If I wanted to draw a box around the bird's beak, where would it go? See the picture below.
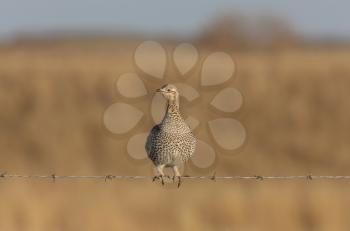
[156,88,163,93]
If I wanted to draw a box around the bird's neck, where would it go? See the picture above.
[161,98,189,133]
[166,98,180,115]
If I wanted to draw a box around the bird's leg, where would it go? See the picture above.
[172,166,182,188]
[153,165,165,185]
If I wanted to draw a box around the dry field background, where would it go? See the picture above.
[1,38,350,230]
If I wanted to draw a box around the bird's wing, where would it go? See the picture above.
[145,124,160,156]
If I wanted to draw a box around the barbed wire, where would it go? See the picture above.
[1,172,350,183]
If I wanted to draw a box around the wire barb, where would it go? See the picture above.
[211,172,216,182]
[51,174,56,183]
[0,171,6,178]
[306,174,313,180]
[105,174,114,182]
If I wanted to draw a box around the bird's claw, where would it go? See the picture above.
[172,176,181,188]
[152,175,165,185]
[153,175,181,187]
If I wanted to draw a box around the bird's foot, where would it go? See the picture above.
[172,176,182,188]
[152,175,165,185]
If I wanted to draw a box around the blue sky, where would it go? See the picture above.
[0,0,349,39]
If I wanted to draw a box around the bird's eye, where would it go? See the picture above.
[167,89,171,92]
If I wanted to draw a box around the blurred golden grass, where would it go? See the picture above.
[1,40,350,230]
[1,181,350,231]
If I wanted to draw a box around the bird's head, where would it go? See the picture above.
[156,84,179,102]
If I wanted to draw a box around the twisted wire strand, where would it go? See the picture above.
[1,172,350,182]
